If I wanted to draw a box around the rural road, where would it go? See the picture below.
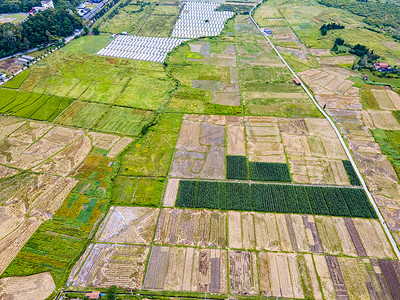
[248,4,400,259]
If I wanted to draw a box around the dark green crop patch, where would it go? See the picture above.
[226,155,248,180]
[342,160,361,186]
[226,156,292,183]
[175,180,377,219]
[249,161,291,182]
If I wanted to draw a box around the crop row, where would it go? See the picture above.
[342,160,361,186]
[226,155,291,182]
[0,88,73,122]
[175,180,377,219]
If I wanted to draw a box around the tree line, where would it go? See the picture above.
[0,8,82,57]
[318,0,400,35]
[0,0,80,13]
[320,22,344,35]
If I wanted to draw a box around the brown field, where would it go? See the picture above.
[95,206,159,245]
[0,272,55,300]
[317,55,356,65]
[69,243,149,289]
[0,119,129,172]
[366,110,400,130]
[369,87,400,110]
[144,246,228,293]
[170,116,226,179]
[299,67,356,95]
[0,165,19,179]
[227,125,246,156]
[0,116,26,142]
[163,178,180,207]
[229,250,259,295]
[314,255,336,300]
[154,208,226,248]
[352,218,396,259]
[225,212,397,259]
[310,48,331,56]
[0,175,77,273]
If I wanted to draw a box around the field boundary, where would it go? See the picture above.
[249,2,400,259]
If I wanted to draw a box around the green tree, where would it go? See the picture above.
[106,285,116,300]
[92,27,100,35]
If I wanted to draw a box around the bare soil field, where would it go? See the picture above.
[310,48,331,56]
[154,208,227,248]
[299,67,356,95]
[0,272,55,300]
[317,55,356,65]
[143,246,228,293]
[170,115,227,179]
[0,118,131,173]
[365,110,400,130]
[68,243,149,289]
[370,87,400,110]
[95,206,159,245]
[0,175,77,273]
[163,178,180,207]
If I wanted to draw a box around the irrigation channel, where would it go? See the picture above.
[248,3,400,260]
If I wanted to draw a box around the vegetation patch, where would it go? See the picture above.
[226,155,248,180]
[175,180,376,218]
[0,89,73,122]
[249,161,291,182]
[2,69,30,89]
[372,128,400,179]
[342,160,361,186]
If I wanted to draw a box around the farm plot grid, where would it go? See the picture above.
[97,36,185,63]
[168,114,358,184]
[0,115,134,277]
[67,206,158,289]
[142,247,400,298]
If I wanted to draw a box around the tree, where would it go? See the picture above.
[106,285,116,300]
[92,27,100,35]
[82,26,89,35]
[335,37,344,45]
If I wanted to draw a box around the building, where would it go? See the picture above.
[85,291,101,299]
[261,28,272,35]
[0,73,7,81]
[294,78,301,85]
[41,0,54,9]
[16,55,35,66]
[374,62,392,72]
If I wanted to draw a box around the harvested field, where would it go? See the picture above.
[0,272,55,300]
[317,55,356,65]
[163,178,180,207]
[228,250,258,295]
[69,243,149,289]
[299,67,356,95]
[352,218,396,258]
[338,257,370,300]
[0,120,128,173]
[366,110,400,130]
[143,246,228,293]
[95,206,159,245]
[227,125,246,156]
[0,165,19,179]
[154,208,226,247]
[0,175,77,273]
[170,116,226,179]
[310,48,332,56]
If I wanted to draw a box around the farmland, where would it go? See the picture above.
[175,180,376,218]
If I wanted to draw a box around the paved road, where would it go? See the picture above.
[248,4,400,260]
